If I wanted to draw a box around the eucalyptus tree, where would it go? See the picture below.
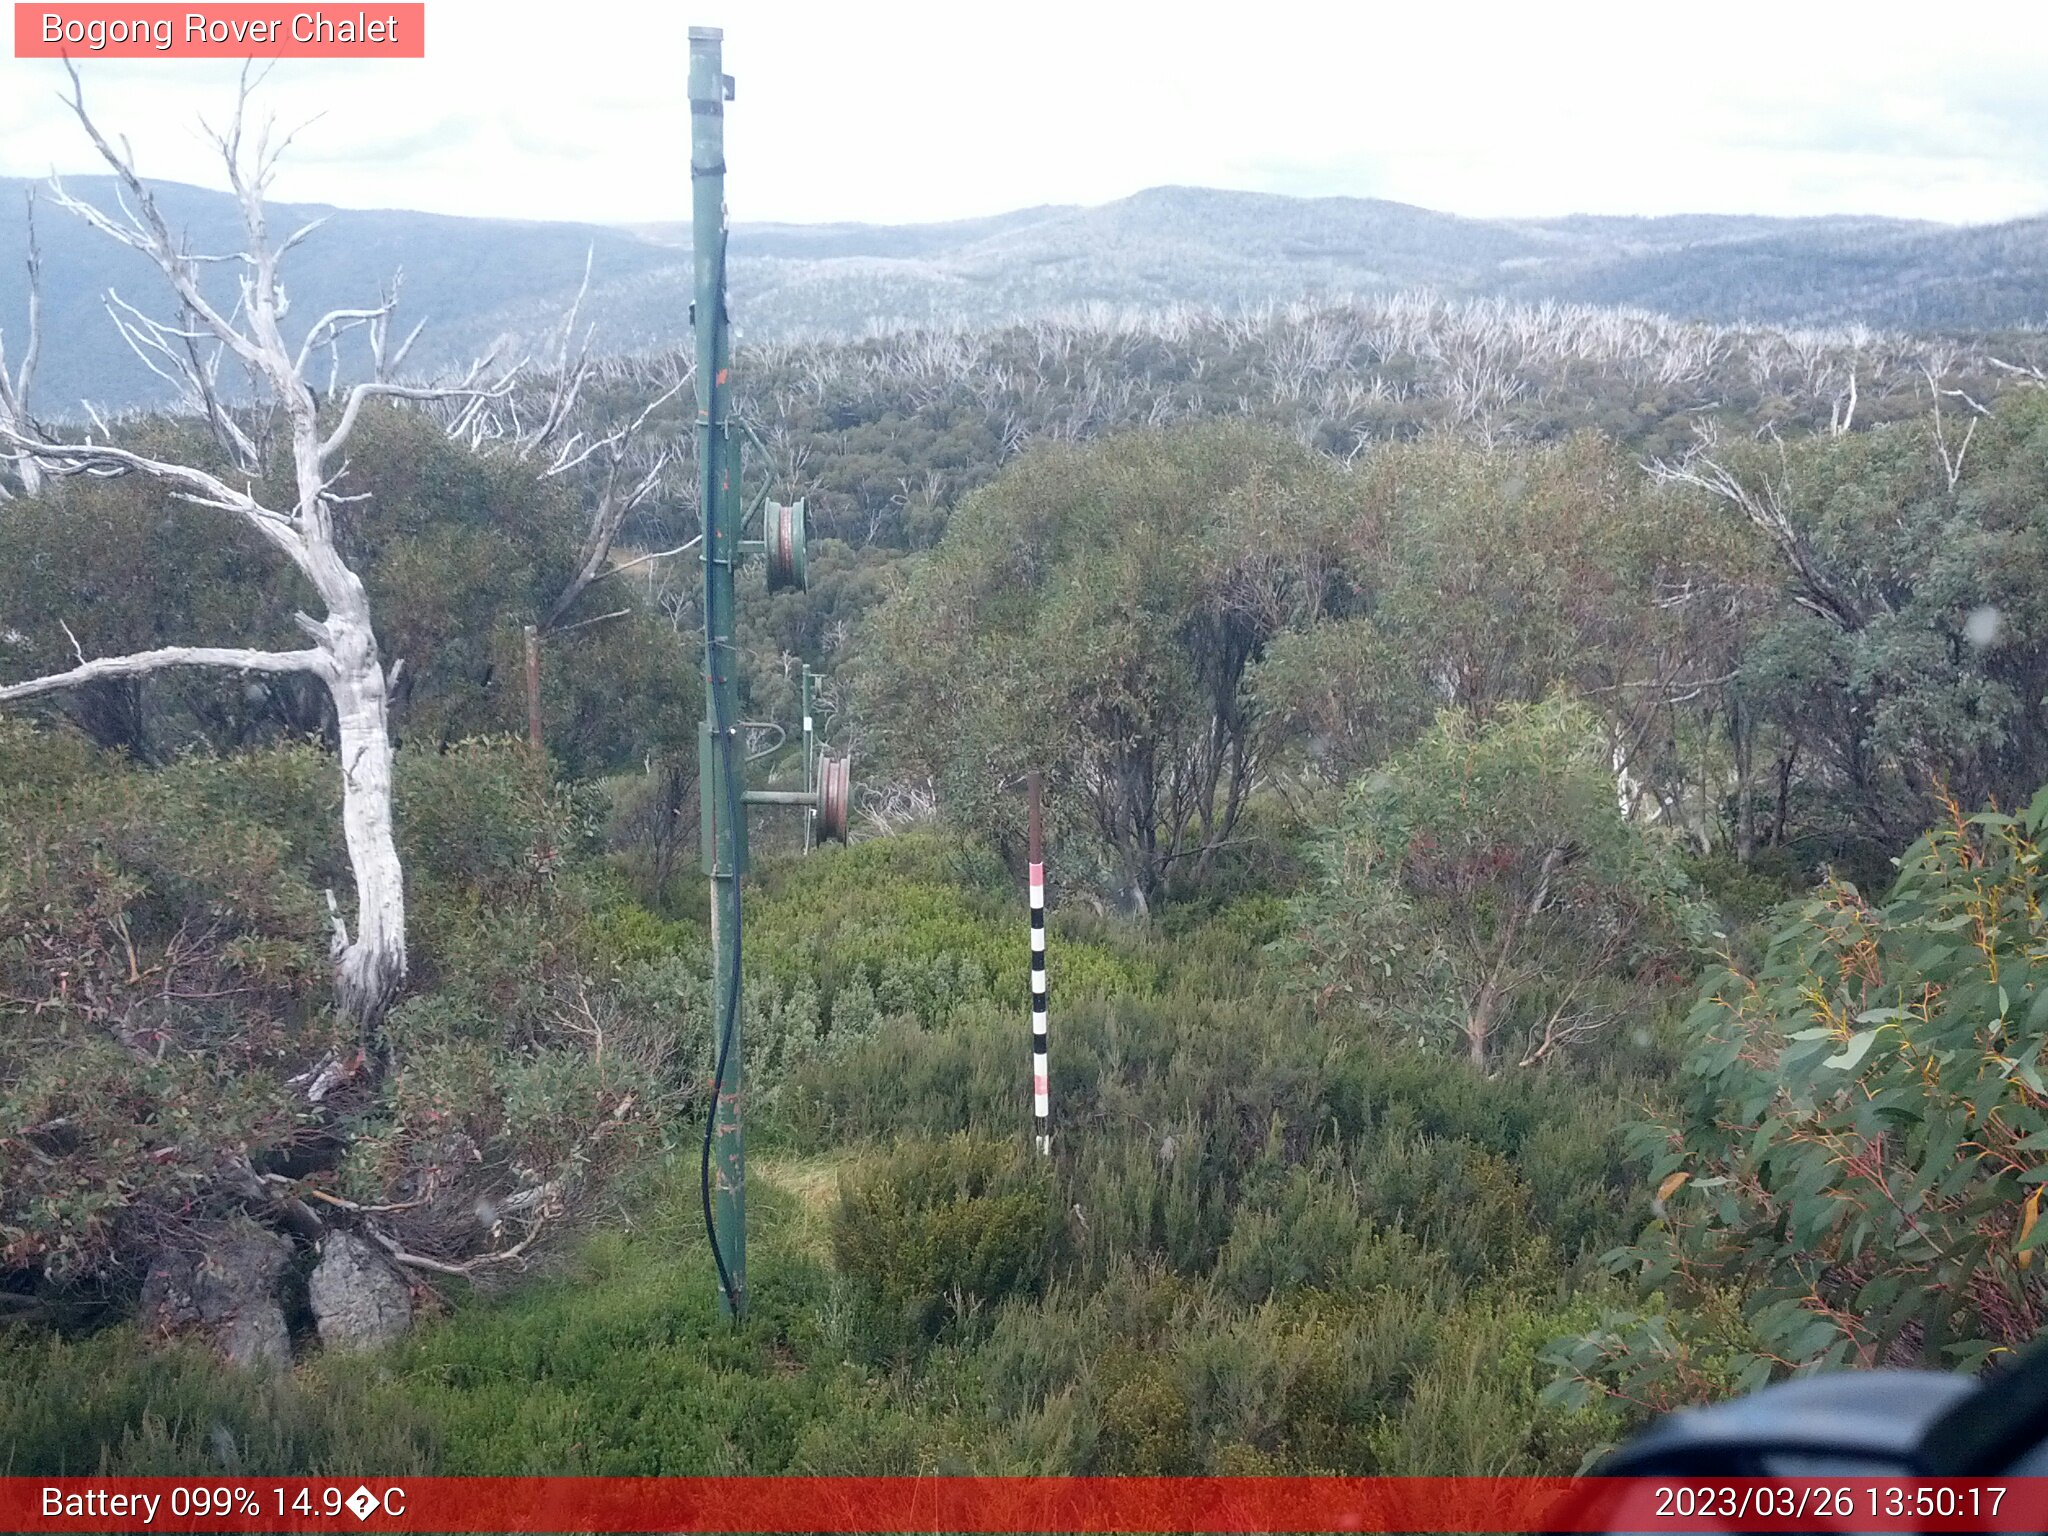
[1651,390,2048,874]
[1285,696,1704,1071]
[0,68,509,1032]
[864,421,1355,909]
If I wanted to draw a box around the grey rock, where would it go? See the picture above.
[308,1232,411,1351]
[140,1220,293,1371]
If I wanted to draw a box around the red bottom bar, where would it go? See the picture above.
[5,1475,2042,1533]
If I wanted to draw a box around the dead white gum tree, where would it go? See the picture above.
[0,65,511,1035]
[446,256,691,633]
[0,189,43,499]
[433,264,690,748]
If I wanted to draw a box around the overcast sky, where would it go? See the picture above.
[3,0,2047,228]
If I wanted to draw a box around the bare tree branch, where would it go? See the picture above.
[1988,356,2048,386]
[542,447,672,630]
[48,62,273,382]
[598,533,702,579]
[1646,439,1874,632]
[1923,362,1980,492]
[0,644,327,702]
[0,426,304,550]
[447,291,689,633]
[322,356,513,465]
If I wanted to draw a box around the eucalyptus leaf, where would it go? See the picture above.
[1823,1030,1878,1071]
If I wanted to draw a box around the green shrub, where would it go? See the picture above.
[832,1135,1059,1348]
[0,727,690,1303]
[398,737,603,897]
[0,734,339,1286]
[1554,787,2048,1423]
[3,721,1666,1482]
[1212,1160,1378,1305]
[1093,1350,1195,1473]
[745,833,1152,1036]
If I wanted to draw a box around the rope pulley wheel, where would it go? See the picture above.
[815,753,851,843]
[764,498,808,592]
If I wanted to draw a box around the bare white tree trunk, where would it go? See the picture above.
[1,65,508,1033]
[330,647,405,1020]
[0,189,43,498]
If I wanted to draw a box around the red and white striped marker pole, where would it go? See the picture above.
[1027,771,1050,1154]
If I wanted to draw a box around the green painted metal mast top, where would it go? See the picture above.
[691,23,746,1319]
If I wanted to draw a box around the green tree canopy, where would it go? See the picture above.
[1676,390,2048,876]
[1285,696,1703,1069]
[0,406,697,777]
[861,420,1362,908]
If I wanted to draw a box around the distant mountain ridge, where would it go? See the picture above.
[1,177,2041,413]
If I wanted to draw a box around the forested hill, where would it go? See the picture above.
[3,175,2045,412]
[0,176,680,417]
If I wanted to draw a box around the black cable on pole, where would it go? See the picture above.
[699,864,741,1312]
[699,228,743,1317]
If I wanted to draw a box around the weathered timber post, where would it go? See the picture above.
[523,623,542,753]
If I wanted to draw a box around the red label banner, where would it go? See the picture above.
[2,1476,2045,1532]
[13,4,425,57]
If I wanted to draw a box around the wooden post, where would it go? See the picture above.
[523,624,542,753]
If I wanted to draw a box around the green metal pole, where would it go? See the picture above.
[690,24,745,1319]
